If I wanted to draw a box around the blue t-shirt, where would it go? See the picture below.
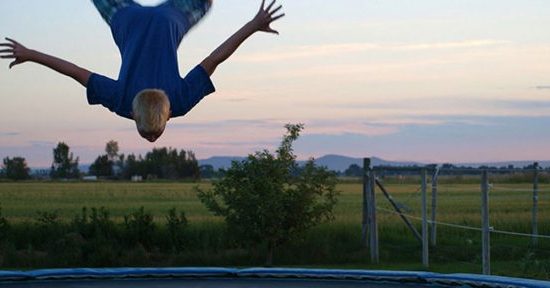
[86,2,215,119]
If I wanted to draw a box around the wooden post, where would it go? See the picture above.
[362,158,370,247]
[368,168,379,263]
[430,166,439,246]
[532,162,539,246]
[481,170,491,275]
[421,168,429,268]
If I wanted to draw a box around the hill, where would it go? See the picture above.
[198,155,550,172]
[198,155,421,172]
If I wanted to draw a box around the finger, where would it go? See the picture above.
[266,27,279,35]
[9,60,19,69]
[270,5,282,16]
[5,37,20,46]
[1,55,16,59]
[0,43,15,48]
[266,0,276,11]
[271,13,285,22]
[260,0,265,10]
[0,49,14,53]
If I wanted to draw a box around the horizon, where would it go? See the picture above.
[2,1,550,167]
[25,152,550,170]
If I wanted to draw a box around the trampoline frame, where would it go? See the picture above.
[0,268,549,288]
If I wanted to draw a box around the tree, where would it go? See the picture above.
[344,164,362,177]
[123,148,199,180]
[89,140,120,178]
[199,165,216,179]
[2,157,30,180]
[89,155,114,178]
[50,142,80,179]
[197,124,338,266]
[105,140,119,162]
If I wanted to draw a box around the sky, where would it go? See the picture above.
[1,0,550,167]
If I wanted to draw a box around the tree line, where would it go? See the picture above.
[1,141,200,181]
[3,143,549,181]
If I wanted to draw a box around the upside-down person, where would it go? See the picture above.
[0,0,284,142]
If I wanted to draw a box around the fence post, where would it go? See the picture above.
[532,162,539,246]
[481,170,491,275]
[430,165,439,246]
[362,158,370,247]
[421,168,429,268]
[368,168,379,263]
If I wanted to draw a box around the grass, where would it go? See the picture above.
[0,180,549,280]
[0,182,215,222]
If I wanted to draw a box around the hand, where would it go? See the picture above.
[0,38,32,69]
[251,0,285,35]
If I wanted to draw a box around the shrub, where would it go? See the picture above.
[197,124,339,266]
[165,208,188,251]
[123,207,155,249]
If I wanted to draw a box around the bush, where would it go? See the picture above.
[165,208,188,252]
[123,207,156,249]
[197,124,339,266]
[72,207,116,240]
[0,207,10,242]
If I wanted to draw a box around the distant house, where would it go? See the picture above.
[83,176,98,181]
[131,175,143,182]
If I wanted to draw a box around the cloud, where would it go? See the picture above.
[535,86,550,90]
[0,132,19,136]
[327,97,550,119]
[199,140,276,147]
[169,119,283,130]
[235,40,510,62]
[29,140,57,147]
[396,40,511,51]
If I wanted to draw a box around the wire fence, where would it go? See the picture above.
[377,206,550,239]
[361,159,550,276]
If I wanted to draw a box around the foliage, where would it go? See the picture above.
[197,124,339,265]
[89,155,114,178]
[35,210,61,226]
[344,164,362,177]
[71,207,116,240]
[199,165,216,179]
[50,142,80,179]
[2,157,30,181]
[0,207,10,242]
[105,140,119,162]
[120,148,200,180]
[123,207,155,248]
[88,140,119,178]
[165,208,188,251]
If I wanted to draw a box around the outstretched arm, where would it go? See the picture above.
[200,0,284,76]
[0,38,92,87]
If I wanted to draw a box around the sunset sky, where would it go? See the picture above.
[2,0,550,167]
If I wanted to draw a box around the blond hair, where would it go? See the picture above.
[132,89,170,138]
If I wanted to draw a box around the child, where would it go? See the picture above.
[0,0,284,142]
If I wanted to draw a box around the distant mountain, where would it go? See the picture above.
[199,156,246,170]
[79,164,91,173]
[310,155,421,172]
[199,155,422,172]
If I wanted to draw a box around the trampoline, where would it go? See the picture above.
[0,268,549,288]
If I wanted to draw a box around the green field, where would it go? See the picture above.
[0,181,549,279]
